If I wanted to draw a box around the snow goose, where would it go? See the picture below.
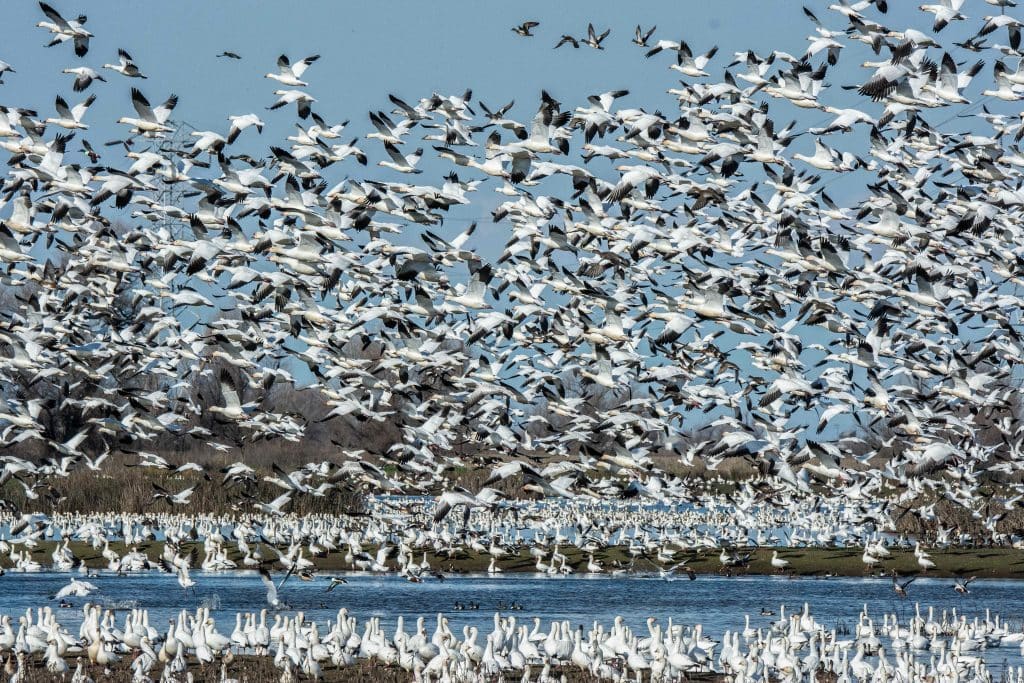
[51,578,98,600]
[0,226,31,264]
[378,142,423,174]
[924,53,982,103]
[862,545,882,571]
[917,552,937,573]
[258,568,290,609]
[226,113,264,144]
[45,95,94,130]
[61,67,104,92]
[984,61,1024,99]
[367,110,414,145]
[102,48,146,78]
[268,89,316,119]
[266,54,320,87]
[117,87,177,136]
[919,0,966,32]
[37,2,91,56]
[668,43,718,77]
[770,551,790,573]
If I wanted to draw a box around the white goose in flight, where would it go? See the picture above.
[117,87,178,136]
[227,113,265,144]
[37,2,92,56]
[265,53,321,87]
[61,66,105,91]
[378,142,423,174]
[258,568,289,609]
[103,48,147,79]
[268,89,316,119]
[45,94,94,130]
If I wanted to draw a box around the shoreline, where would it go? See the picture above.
[10,542,1024,579]
[6,655,733,683]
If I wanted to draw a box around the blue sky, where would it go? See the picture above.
[0,1,805,268]
[3,2,810,123]
[1,0,999,218]
[1,1,953,155]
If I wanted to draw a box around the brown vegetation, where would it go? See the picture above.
[5,654,726,682]
[0,453,363,516]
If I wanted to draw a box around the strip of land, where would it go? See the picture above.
[10,655,725,683]
[9,541,1024,578]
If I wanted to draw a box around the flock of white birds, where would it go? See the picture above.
[2,0,1024,678]
[0,600,1021,682]
[1,0,1023,526]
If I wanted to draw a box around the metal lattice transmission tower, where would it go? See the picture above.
[154,119,197,241]
[148,119,197,312]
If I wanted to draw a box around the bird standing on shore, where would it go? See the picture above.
[771,551,791,573]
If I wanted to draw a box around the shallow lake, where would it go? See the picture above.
[5,570,1024,672]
